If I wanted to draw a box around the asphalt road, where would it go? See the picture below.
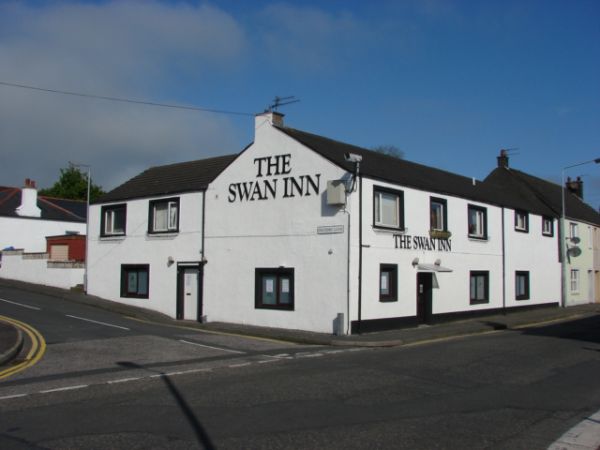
[1,285,600,449]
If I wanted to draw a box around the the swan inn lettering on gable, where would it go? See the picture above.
[228,154,321,202]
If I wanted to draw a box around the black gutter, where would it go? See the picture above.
[357,175,363,334]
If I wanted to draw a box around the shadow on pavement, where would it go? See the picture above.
[117,361,215,449]
[519,314,600,344]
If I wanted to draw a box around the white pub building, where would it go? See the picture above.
[87,112,600,334]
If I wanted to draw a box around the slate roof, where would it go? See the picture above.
[95,154,237,204]
[485,167,600,225]
[277,126,600,225]
[0,188,86,222]
[276,126,497,204]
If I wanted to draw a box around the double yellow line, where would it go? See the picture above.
[0,315,46,380]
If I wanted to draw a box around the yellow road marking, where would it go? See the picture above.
[0,315,46,380]
[123,316,295,345]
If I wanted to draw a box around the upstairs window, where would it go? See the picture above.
[373,187,404,230]
[149,198,179,233]
[515,211,529,233]
[430,197,448,231]
[101,204,126,237]
[569,222,579,240]
[468,205,487,240]
[542,217,554,237]
[515,271,530,300]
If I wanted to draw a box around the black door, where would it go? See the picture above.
[416,272,433,324]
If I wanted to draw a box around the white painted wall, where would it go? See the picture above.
[87,191,205,317]
[0,216,86,253]
[503,211,560,307]
[565,219,597,305]
[204,115,350,334]
[0,251,84,289]
[359,178,505,322]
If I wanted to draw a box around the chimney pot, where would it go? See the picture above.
[497,150,509,168]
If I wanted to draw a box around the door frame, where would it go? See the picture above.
[176,262,203,321]
[416,272,433,324]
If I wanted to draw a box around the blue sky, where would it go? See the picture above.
[1,0,599,207]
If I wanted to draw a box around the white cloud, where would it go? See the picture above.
[0,1,246,190]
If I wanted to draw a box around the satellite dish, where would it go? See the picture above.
[567,246,582,258]
[570,237,581,244]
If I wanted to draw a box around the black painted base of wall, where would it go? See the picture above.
[350,302,560,335]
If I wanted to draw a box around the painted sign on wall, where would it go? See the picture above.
[228,154,321,202]
[394,234,452,252]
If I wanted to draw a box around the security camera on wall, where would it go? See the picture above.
[344,153,362,163]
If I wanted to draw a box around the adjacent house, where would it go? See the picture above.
[0,179,86,252]
[86,155,236,319]
[85,112,600,334]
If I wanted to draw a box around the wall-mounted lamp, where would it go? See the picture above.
[167,256,174,267]
[412,257,419,267]
[434,258,441,266]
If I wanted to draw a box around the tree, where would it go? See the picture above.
[372,145,405,159]
[39,164,105,202]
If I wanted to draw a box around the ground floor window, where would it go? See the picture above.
[379,264,398,302]
[470,271,489,304]
[121,264,149,298]
[515,271,530,300]
[570,269,580,293]
[255,268,294,310]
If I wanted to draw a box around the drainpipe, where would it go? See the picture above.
[501,206,506,313]
[357,174,363,334]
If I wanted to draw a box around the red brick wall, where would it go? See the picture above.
[46,235,86,262]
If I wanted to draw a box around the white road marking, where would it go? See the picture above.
[258,359,279,364]
[0,297,41,310]
[229,363,251,368]
[107,377,140,384]
[39,385,88,394]
[65,314,130,331]
[548,409,600,450]
[0,393,28,400]
[179,339,245,354]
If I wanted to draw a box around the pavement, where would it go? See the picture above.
[2,277,600,367]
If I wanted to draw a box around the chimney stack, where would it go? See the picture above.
[16,178,41,218]
[497,149,509,168]
[566,176,584,200]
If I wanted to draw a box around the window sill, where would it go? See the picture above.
[147,232,179,239]
[514,228,529,233]
[373,225,405,233]
[99,235,126,241]
[469,299,489,305]
[468,235,488,242]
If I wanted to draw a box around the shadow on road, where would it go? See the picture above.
[117,361,215,449]
[519,314,600,344]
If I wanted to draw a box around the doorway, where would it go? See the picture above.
[176,264,202,321]
[416,272,433,324]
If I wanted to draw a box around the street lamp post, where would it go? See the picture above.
[70,162,91,294]
[560,158,600,308]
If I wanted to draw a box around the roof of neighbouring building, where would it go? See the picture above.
[485,167,600,225]
[0,188,86,222]
[94,154,238,204]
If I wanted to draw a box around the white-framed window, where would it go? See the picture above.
[468,205,487,239]
[373,187,404,230]
[569,222,579,239]
[149,198,179,233]
[570,269,580,293]
[101,204,126,237]
[542,217,554,236]
[430,197,447,231]
[515,211,529,232]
